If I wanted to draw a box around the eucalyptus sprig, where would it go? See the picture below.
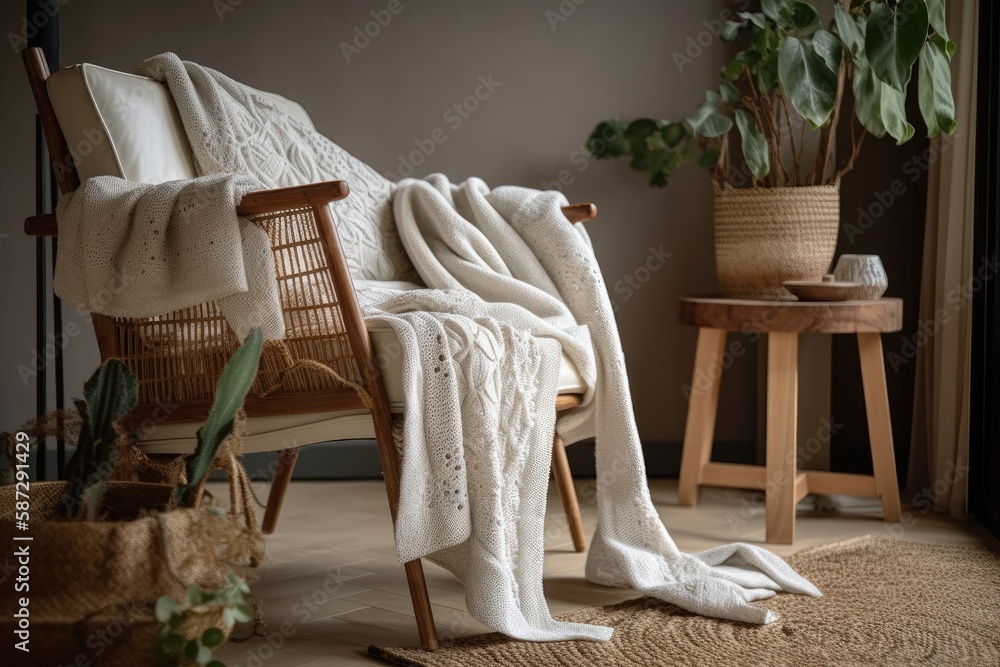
[153,570,253,667]
[588,0,957,189]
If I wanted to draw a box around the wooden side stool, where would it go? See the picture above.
[676,297,904,544]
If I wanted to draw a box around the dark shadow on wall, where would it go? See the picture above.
[831,87,928,483]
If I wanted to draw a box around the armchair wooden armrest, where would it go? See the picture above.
[22,179,353,237]
[561,203,597,223]
[24,192,594,237]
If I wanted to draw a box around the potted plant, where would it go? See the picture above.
[0,330,265,666]
[587,0,957,299]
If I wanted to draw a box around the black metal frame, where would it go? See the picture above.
[971,0,1000,538]
[27,0,64,480]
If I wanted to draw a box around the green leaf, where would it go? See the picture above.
[686,91,733,138]
[925,0,950,44]
[697,149,720,169]
[833,4,865,59]
[196,645,212,665]
[207,662,227,667]
[918,39,957,137]
[186,584,204,606]
[661,122,686,148]
[880,81,916,144]
[755,50,780,94]
[761,0,791,23]
[722,20,745,43]
[185,640,200,661]
[930,33,956,61]
[778,36,838,127]
[175,329,263,506]
[736,49,761,69]
[734,109,770,181]
[812,29,844,74]
[865,0,930,91]
[232,603,253,623]
[738,11,766,30]
[623,119,659,146]
[202,627,226,648]
[722,58,744,83]
[155,596,181,623]
[720,81,742,106]
[84,359,137,452]
[645,131,668,152]
[161,632,186,653]
[788,1,821,34]
[586,120,628,158]
[852,60,887,138]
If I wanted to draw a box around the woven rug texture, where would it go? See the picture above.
[370,535,1000,666]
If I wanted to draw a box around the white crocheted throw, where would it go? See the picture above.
[56,53,820,641]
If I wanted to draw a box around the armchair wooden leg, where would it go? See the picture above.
[551,434,587,552]
[368,389,439,650]
[857,332,902,523]
[262,448,299,535]
[678,328,728,506]
[765,332,799,545]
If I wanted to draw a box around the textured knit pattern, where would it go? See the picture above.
[362,175,819,641]
[371,536,1000,666]
[136,53,416,283]
[54,173,285,340]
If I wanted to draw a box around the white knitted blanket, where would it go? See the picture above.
[60,54,820,640]
[364,175,820,640]
[54,173,286,340]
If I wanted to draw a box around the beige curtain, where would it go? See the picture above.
[905,0,979,518]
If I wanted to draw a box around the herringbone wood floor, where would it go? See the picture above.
[212,478,995,666]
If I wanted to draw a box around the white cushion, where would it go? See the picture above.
[47,63,314,184]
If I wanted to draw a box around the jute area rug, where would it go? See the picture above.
[370,536,1000,666]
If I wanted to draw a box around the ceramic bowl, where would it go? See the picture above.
[832,254,888,299]
[783,280,867,302]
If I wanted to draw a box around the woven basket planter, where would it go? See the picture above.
[0,481,262,666]
[713,184,840,300]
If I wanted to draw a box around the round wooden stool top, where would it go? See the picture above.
[678,297,903,334]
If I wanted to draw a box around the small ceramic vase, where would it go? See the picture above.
[833,254,888,299]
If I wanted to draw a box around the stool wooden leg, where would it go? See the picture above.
[766,332,798,545]
[678,328,728,506]
[551,434,587,552]
[857,332,902,522]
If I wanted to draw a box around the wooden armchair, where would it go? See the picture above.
[22,47,597,651]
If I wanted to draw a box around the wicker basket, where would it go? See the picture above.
[713,184,840,300]
[0,481,262,666]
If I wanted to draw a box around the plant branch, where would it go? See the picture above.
[816,59,848,184]
[782,94,802,185]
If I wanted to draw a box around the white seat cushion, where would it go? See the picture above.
[47,63,314,184]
